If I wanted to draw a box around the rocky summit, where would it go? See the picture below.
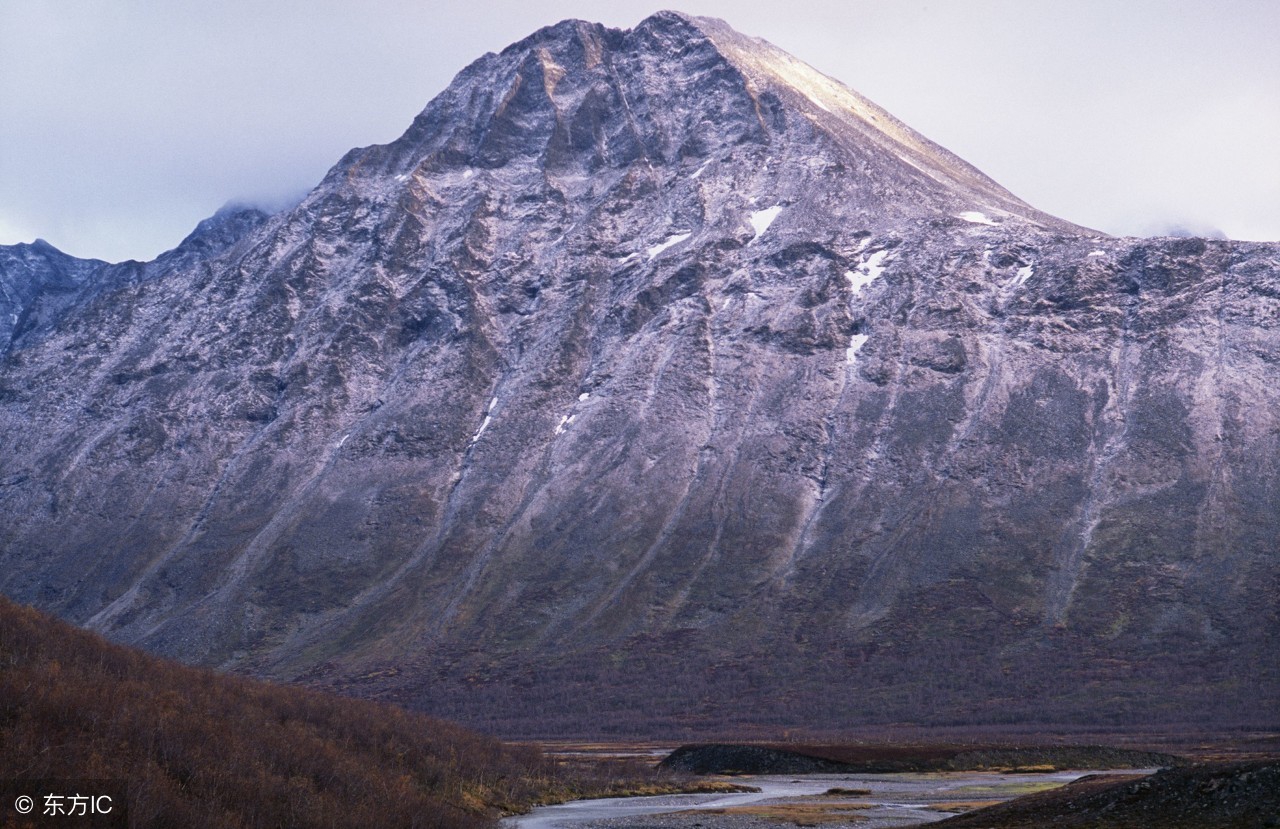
[2,12,1277,736]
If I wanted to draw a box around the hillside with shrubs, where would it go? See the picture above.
[0,596,665,827]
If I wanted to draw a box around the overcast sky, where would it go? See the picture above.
[2,0,1277,262]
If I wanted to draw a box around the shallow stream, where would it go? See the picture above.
[503,769,1152,829]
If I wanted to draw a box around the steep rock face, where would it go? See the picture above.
[1,12,1277,734]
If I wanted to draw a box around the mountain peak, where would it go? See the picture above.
[497,16,611,57]
[633,8,713,36]
[339,12,1086,234]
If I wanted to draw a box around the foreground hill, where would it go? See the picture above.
[0,596,641,828]
[936,760,1280,829]
[1,11,1277,734]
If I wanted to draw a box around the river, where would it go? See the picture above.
[503,769,1151,829]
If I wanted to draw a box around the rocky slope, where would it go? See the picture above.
[1,12,1277,735]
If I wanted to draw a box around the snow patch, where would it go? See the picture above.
[1015,264,1034,286]
[578,392,591,402]
[462,169,474,179]
[554,414,576,435]
[846,333,869,364]
[394,174,409,182]
[647,232,691,259]
[468,398,499,445]
[957,211,998,226]
[1088,250,1106,257]
[846,249,889,294]
[336,433,349,448]
[749,206,783,241]
[690,161,710,179]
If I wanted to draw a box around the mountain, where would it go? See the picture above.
[1,11,1277,736]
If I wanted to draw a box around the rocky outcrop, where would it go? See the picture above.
[0,12,1276,735]
[937,761,1280,829]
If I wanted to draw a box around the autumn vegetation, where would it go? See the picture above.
[0,596,717,828]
